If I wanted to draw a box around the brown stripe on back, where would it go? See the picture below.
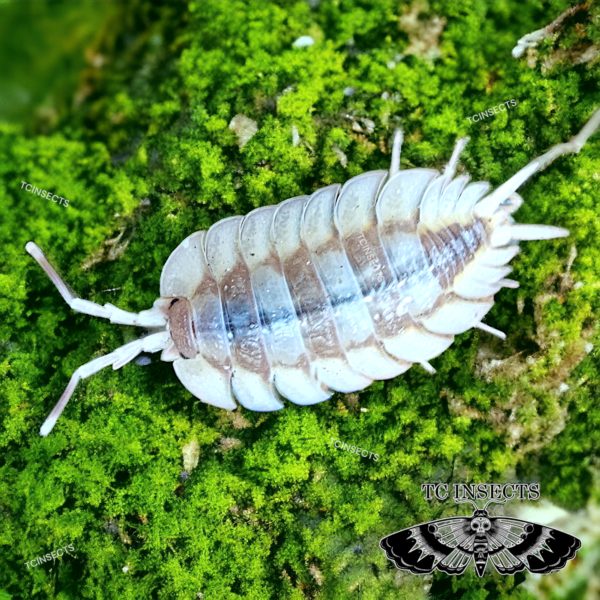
[341,226,395,294]
[420,218,490,291]
[447,223,473,265]
[190,273,233,371]
[419,229,451,289]
[341,225,424,342]
[435,226,466,273]
[380,215,419,238]
[428,227,461,283]
[219,257,273,377]
[281,244,348,362]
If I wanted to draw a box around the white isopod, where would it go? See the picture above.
[27,109,600,436]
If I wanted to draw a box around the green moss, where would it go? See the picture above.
[1,0,600,598]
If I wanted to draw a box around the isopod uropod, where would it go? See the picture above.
[27,110,600,436]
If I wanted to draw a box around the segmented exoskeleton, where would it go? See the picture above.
[27,110,600,435]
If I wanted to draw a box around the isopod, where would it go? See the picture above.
[27,109,600,436]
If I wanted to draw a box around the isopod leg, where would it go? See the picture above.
[40,331,169,436]
[474,322,506,340]
[26,242,166,328]
[389,128,403,177]
[441,137,469,188]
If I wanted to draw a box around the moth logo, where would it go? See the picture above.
[380,484,581,578]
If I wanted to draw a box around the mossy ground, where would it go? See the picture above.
[1,1,599,598]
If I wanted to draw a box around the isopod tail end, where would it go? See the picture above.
[475,162,540,219]
[566,107,600,155]
[500,278,520,289]
[523,107,600,174]
[475,108,600,219]
[510,224,569,241]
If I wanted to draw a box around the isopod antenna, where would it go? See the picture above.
[25,242,170,436]
[25,242,166,327]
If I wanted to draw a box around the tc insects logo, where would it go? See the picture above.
[380,483,581,578]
